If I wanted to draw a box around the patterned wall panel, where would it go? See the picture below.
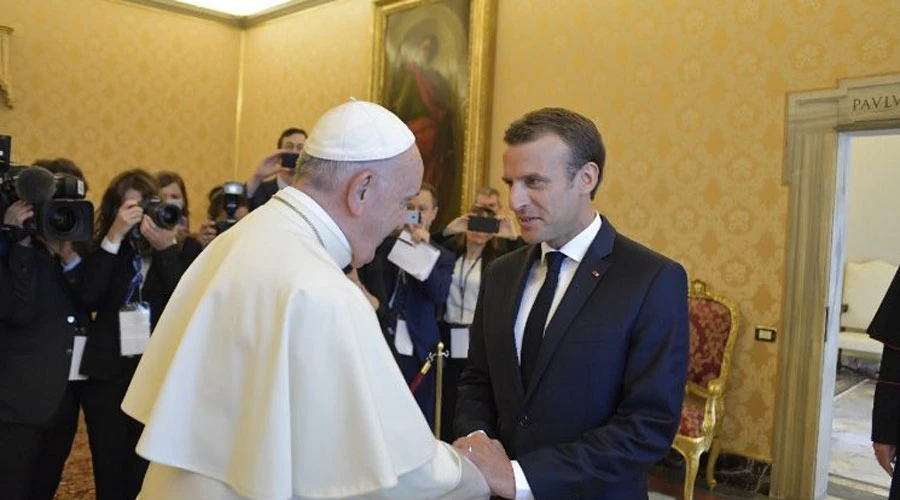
[0,0,240,226]
[486,0,900,460]
[237,0,372,179]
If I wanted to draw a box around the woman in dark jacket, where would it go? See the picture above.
[871,266,900,498]
[78,169,185,500]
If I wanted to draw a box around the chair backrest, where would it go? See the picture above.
[841,260,898,332]
[687,280,740,388]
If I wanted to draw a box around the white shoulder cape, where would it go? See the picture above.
[122,194,438,500]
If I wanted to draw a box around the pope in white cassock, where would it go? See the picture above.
[120,100,491,499]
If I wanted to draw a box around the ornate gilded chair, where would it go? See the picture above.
[671,279,740,500]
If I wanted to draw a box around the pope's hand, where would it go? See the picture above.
[454,433,515,499]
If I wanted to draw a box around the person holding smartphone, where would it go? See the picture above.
[359,183,454,428]
[245,128,306,210]
[436,204,501,442]
[435,186,523,255]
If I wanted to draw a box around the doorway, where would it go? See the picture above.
[770,73,900,500]
[826,131,900,499]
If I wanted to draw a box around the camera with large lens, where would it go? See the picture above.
[1,141,94,243]
[129,195,183,242]
[214,181,244,235]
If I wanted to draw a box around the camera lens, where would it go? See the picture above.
[156,204,181,229]
[48,206,77,233]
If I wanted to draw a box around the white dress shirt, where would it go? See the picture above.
[509,213,603,500]
[444,255,482,326]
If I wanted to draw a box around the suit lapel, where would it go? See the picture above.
[496,245,540,403]
[525,218,617,399]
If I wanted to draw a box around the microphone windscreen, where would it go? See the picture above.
[15,166,56,205]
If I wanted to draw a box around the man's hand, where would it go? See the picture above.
[406,223,430,244]
[140,215,178,251]
[107,200,144,244]
[454,432,515,499]
[194,221,218,248]
[3,200,34,227]
[443,215,469,236]
[247,150,293,196]
[874,442,896,476]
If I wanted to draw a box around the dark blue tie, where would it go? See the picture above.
[520,251,565,388]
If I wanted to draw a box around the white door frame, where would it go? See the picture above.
[771,73,900,499]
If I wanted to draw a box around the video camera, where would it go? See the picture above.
[0,135,94,242]
[214,181,245,234]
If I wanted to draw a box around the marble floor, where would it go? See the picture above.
[828,377,892,499]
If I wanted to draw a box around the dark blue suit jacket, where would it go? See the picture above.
[378,236,455,360]
[455,217,689,499]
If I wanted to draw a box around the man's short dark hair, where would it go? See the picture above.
[419,182,438,208]
[503,108,605,199]
[277,128,307,148]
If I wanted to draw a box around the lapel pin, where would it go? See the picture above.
[591,270,600,278]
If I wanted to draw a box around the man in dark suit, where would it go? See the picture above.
[246,127,306,210]
[453,108,690,499]
[360,183,454,428]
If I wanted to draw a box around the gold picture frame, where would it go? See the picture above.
[370,0,496,226]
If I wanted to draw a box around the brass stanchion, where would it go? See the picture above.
[434,342,446,438]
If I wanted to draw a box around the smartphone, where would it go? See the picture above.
[405,210,421,225]
[281,152,300,169]
[467,215,500,234]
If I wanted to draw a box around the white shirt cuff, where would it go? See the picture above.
[511,460,533,500]
[61,253,82,272]
[101,236,122,255]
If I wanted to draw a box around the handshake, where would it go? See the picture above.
[453,431,516,499]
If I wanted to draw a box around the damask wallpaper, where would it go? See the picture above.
[1,0,899,461]
[237,0,372,179]
[0,0,240,223]
[485,0,900,460]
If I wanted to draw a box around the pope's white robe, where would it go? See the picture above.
[121,187,489,500]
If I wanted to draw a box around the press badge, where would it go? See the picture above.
[68,335,88,381]
[119,302,151,356]
[450,327,470,359]
[394,319,414,356]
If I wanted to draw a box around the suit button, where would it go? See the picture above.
[66,349,73,356]
[519,415,531,427]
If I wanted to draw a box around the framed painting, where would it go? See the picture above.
[370,0,496,227]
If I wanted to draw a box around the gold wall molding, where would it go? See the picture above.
[772,72,900,500]
[0,25,13,108]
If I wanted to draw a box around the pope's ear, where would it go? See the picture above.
[347,169,375,217]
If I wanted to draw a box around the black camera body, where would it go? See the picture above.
[129,196,182,242]
[214,181,244,234]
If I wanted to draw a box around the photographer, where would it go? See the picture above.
[245,127,306,210]
[77,169,186,500]
[0,159,91,500]
[434,185,524,255]
[156,171,205,266]
[435,204,500,443]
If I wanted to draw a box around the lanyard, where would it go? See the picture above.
[456,255,481,323]
[124,249,144,306]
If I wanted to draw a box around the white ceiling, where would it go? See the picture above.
[169,0,294,16]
